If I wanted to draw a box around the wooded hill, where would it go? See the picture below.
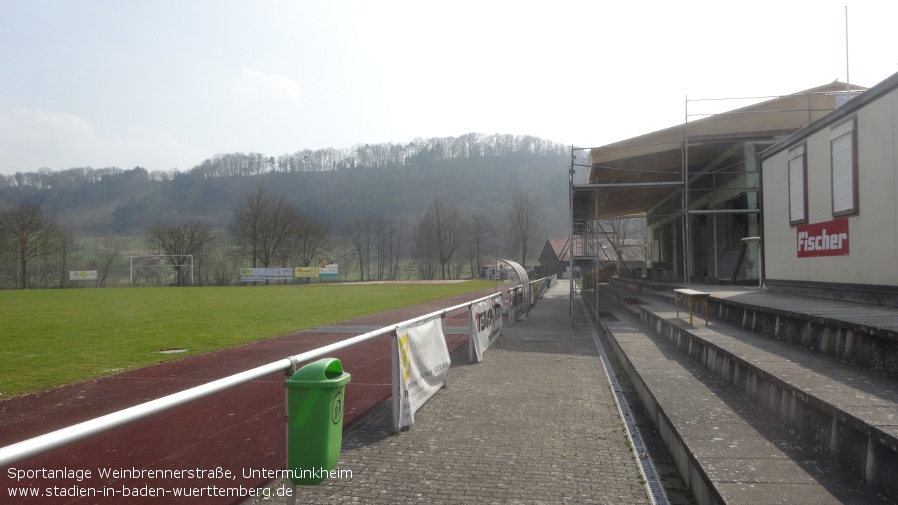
[0,134,572,238]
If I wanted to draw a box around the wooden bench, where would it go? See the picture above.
[673,288,710,326]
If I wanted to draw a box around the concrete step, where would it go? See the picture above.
[611,277,898,378]
[596,282,898,500]
[595,302,888,504]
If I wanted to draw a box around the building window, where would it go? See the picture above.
[831,118,858,216]
[787,144,807,225]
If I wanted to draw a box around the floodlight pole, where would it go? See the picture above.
[683,96,690,285]
[569,145,575,316]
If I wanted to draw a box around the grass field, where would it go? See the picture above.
[0,281,493,398]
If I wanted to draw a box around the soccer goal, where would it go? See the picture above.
[128,255,193,286]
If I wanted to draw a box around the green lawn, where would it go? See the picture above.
[0,281,493,398]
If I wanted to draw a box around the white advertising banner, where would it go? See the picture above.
[240,268,294,282]
[395,317,451,428]
[319,261,339,278]
[266,268,294,280]
[69,270,98,281]
[469,294,503,363]
[241,268,267,282]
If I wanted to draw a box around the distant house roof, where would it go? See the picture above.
[574,80,866,221]
[548,238,570,260]
[539,238,572,264]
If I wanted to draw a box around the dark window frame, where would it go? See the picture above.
[787,143,808,226]
[830,117,859,217]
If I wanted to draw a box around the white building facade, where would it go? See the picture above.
[760,71,898,305]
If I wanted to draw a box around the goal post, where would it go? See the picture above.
[129,255,193,286]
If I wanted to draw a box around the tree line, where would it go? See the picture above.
[0,134,569,239]
[190,133,566,177]
[0,133,569,288]
[0,186,543,289]
[1,133,567,188]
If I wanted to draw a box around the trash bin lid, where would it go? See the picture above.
[286,357,351,388]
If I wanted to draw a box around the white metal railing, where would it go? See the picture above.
[0,290,511,468]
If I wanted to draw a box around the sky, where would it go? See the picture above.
[1,0,896,176]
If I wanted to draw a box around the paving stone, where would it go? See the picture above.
[244,280,651,504]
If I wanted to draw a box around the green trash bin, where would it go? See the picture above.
[285,358,351,485]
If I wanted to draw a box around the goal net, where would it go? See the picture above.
[129,255,193,286]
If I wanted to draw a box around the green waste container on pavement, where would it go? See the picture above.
[285,358,351,485]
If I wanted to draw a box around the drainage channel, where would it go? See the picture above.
[576,298,671,505]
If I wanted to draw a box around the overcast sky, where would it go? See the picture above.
[1,0,896,175]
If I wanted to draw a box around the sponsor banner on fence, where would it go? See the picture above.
[395,317,450,428]
[240,268,294,282]
[267,268,294,280]
[69,270,98,281]
[469,295,503,363]
[319,263,339,278]
[294,266,319,278]
[241,268,266,282]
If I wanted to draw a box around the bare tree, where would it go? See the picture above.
[372,215,406,280]
[508,192,541,269]
[0,203,59,289]
[374,217,390,280]
[144,220,214,286]
[343,217,374,281]
[96,235,123,288]
[334,235,358,281]
[287,215,331,283]
[205,236,239,286]
[466,211,493,278]
[386,215,407,280]
[417,197,466,279]
[231,186,298,269]
[453,218,470,278]
[411,219,438,280]
[52,226,77,289]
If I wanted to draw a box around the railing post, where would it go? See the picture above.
[468,305,476,363]
[285,369,296,505]
[391,330,400,432]
[508,288,515,326]
[441,313,449,389]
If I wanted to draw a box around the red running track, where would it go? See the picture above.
[0,288,501,504]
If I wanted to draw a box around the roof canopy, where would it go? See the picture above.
[573,81,864,223]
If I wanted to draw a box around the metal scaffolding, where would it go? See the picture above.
[570,84,860,318]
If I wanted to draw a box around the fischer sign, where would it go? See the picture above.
[796,218,849,257]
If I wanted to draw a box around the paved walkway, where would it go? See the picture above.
[247,280,652,504]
